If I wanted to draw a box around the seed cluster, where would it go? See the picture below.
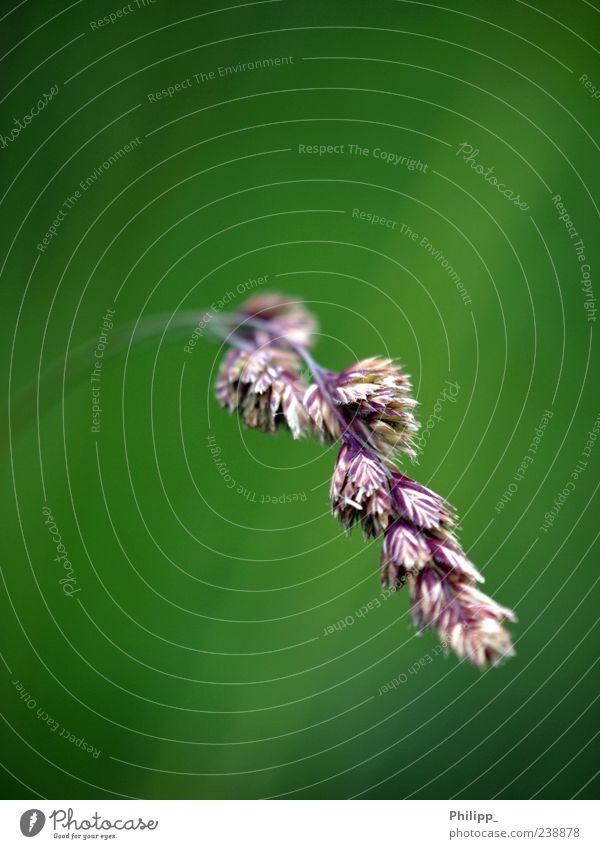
[215,293,515,667]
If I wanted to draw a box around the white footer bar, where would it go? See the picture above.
[0,799,597,847]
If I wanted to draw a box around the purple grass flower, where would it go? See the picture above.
[330,443,393,538]
[304,356,419,458]
[380,519,430,586]
[392,474,455,531]
[380,465,513,666]
[303,382,344,443]
[213,292,516,667]
[215,294,316,438]
[215,345,309,438]
[239,292,316,348]
[407,567,516,667]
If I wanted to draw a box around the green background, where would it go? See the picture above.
[1,0,599,800]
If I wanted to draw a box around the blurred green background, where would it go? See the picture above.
[1,0,599,800]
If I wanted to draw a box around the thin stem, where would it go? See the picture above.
[4,310,208,450]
